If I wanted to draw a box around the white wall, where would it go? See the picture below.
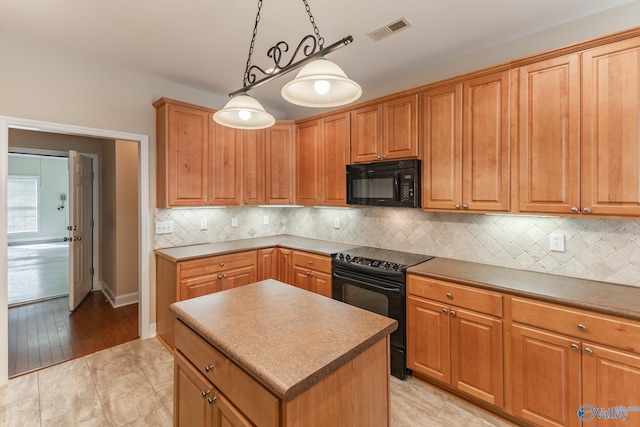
[7,154,68,244]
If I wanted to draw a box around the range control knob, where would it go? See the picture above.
[383,262,391,269]
[392,264,401,271]
[338,253,344,260]
[345,254,351,262]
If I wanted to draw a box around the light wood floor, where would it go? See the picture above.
[1,337,517,426]
[8,292,138,378]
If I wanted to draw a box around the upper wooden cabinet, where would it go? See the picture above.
[155,99,212,208]
[296,112,350,206]
[243,124,295,206]
[210,123,243,206]
[517,54,581,215]
[422,71,510,212]
[582,36,640,216]
[265,123,295,205]
[351,94,418,163]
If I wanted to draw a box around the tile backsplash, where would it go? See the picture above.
[155,207,640,288]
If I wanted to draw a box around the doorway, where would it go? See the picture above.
[0,116,151,385]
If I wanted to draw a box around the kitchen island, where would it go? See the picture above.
[170,279,397,426]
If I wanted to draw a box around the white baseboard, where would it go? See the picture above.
[100,282,139,308]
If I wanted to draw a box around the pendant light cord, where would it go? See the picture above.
[302,0,324,49]
[243,0,263,88]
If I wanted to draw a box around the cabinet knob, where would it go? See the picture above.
[377,155,382,159]
[308,260,313,265]
[218,274,223,279]
[207,396,217,405]
[307,271,314,276]
[583,207,592,213]
[381,155,387,159]
[223,274,228,279]
[455,204,461,209]
[462,204,469,209]
[584,347,593,355]
[220,262,225,267]
[289,200,293,204]
[201,390,210,398]
[570,344,579,351]
[445,293,452,299]
[204,364,214,372]
[450,310,456,317]
[571,207,579,213]
[442,308,448,314]
[577,324,586,332]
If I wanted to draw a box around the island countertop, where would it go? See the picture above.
[169,279,398,401]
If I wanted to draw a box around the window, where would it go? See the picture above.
[7,176,38,233]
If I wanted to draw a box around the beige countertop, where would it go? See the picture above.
[169,279,397,401]
[409,257,640,321]
[155,234,361,262]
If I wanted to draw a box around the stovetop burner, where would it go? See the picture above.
[333,247,434,273]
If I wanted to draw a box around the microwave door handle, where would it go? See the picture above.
[394,172,401,201]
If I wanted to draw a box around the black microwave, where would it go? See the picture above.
[346,159,421,208]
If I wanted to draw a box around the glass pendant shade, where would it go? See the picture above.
[213,94,276,130]
[281,58,362,108]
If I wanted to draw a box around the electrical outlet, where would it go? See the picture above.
[155,221,174,234]
[263,215,269,225]
[231,217,238,227]
[200,218,208,230]
[334,218,340,229]
[550,233,565,252]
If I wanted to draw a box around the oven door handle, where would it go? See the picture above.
[333,270,402,293]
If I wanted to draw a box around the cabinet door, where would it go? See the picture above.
[277,248,293,285]
[212,390,253,427]
[450,308,503,407]
[211,122,243,206]
[180,274,219,301]
[518,54,581,214]
[165,103,210,207]
[511,325,581,427]
[174,351,214,427]
[407,296,450,383]
[351,104,383,163]
[242,129,265,206]
[421,84,463,210]
[463,71,511,211]
[257,248,277,281]
[310,270,332,298]
[296,121,321,205]
[292,266,312,291]
[383,95,418,160]
[582,342,640,425]
[322,112,351,206]
[582,37,640,216]
[220,265,257,291]
[265,123,294,205]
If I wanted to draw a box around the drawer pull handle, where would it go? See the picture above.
[450,310,456,317]
[207,396,217,405]
[220,262,225,267]
[204,364,214,372]
[445,293,452,299]
[308,260,313,265]
[442,308,448,314]
[570,344,579,351]
[201,390,210,398]
[577,324,586,332]
[584,347,593,355]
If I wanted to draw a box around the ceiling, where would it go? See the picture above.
[0,0,637,119]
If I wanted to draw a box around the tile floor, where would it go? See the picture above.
[0,337,514,426]
[8,242,69,306]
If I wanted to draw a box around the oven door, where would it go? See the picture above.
[331,266,404,350]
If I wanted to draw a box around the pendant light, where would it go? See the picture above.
[214,0,360,130]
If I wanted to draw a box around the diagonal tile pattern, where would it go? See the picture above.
[0,338,513,426]
[155,206,640,288]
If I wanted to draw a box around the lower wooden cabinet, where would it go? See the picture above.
[276,248,293,284]
[291,250,332,298]
[407,278,504,407]
[510,297,640,427]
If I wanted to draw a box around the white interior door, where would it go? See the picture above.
[68,150,93,312]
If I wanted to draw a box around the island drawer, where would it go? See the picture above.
[175,320,279,427]
[511,297,640,353]
[178,251,257,279]
[407,275,503,317]
[292,250,331,273]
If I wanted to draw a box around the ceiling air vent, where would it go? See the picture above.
[367,17,412,41]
